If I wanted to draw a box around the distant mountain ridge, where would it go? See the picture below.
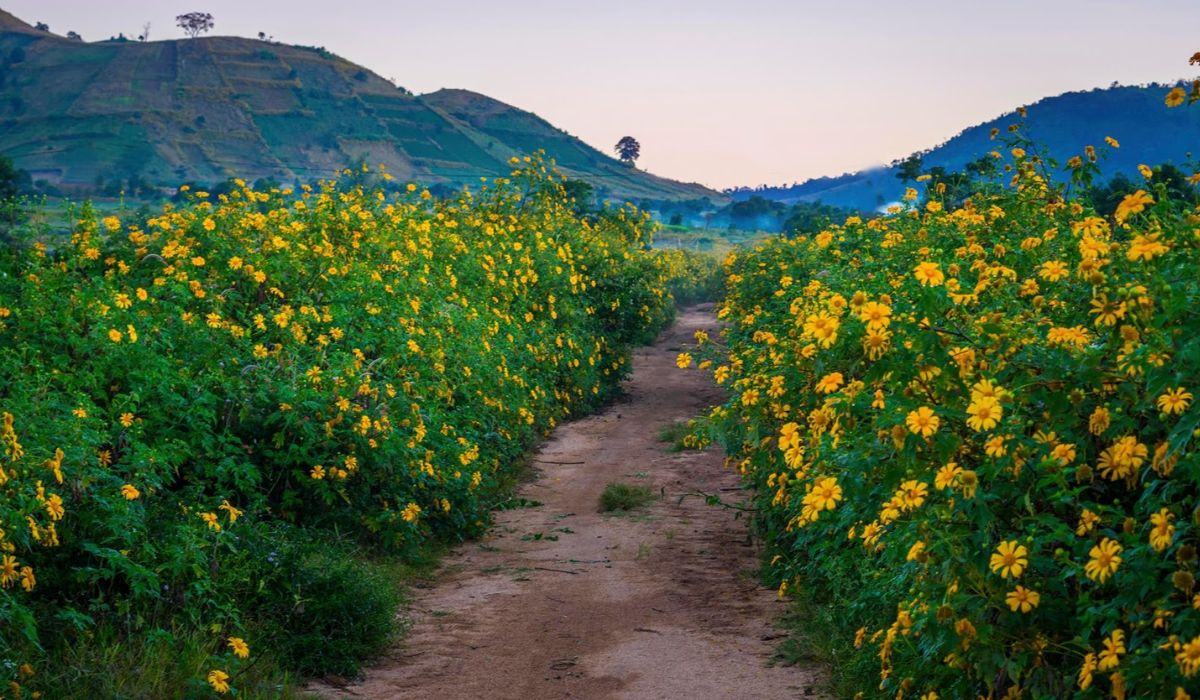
[732,84,1200,211]
[0,8,718,202]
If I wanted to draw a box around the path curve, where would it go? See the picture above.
[314,307,824,699]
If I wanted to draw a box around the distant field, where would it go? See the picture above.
[652,225,771,257]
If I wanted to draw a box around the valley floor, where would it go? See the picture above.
[311,308,823,699]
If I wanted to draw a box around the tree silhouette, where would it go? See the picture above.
[614,136,640,165]
[894,154,923,183]
[176,12,214,39]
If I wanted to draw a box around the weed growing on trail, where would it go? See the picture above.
[599,482,656,512]
[657,420,694,451]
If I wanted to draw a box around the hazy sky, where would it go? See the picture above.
[8,1,1199,188]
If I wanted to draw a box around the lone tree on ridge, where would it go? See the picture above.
[176,12,214,39]
[614,136,640,165]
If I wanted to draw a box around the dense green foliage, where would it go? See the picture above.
[0,156,681,695]
[690,142,1200,697]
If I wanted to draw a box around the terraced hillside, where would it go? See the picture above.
[0,9,716,201]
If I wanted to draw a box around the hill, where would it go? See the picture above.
[0,9,718,201]
[732,84,1200,211]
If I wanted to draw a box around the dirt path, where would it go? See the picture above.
[314,307,823,699]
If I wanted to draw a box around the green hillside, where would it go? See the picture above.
[0,9,717,201]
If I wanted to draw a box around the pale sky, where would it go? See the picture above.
[7,1,1198,189]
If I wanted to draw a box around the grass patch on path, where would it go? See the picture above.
[599,483,656,512]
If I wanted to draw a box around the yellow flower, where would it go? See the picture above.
[862,328,891,360]
[1097,436,1147,481]
[1005,585,1040,613]
[1038,260,1069,282]
[1177,635,1200,677]
[1114,190,1153,224]
[1167,86,1188,107]
[0,555,18,588]
[1157,387,1193,415]
[401,502,422,522]
[208,669,231,694]
[965,396,1002,432]
[310,464,325,480]
[913,262,945,287]
[1050,443,1076,465]
[675,352,693,369]
[1097,629,1125,671]
[897,480,928,510]
[108,329,123,343]
[200,512,222,532]
[120,484,140,500]
[1078,652,1097,690]
[1150,508,1175,553]
[1076,509,1100,536]
[1127,233,1170,261]
[804,476,842,511]
[1088,295,1126,327]
[219,500,242,523]
[228,637,250,659]
[1086,537,1122,583]
[906,540,926,562]
[934,462,962,490]
[905,407,940,438]
[858,301,892,329]
[815,372,844,394]
[989,540,1028,579]
[120,412,135,428]
[19,565,35,592]
[802,312,840,348]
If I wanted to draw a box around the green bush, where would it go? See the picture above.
[0,154,677,695]
[697,138,1200,698]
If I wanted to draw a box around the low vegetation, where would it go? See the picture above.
[599,483,656,512]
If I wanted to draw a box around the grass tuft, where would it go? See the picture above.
[599,482,655,512]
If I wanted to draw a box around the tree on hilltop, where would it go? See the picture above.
[176,12,214,39]
[614,136,640,165]
[894,154,923,183]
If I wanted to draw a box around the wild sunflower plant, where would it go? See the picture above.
[689,134,1200,697]
[0,154,684,695]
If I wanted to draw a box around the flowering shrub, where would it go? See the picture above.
[654,247,724,305]
[697,141,1200,697]
[0,155,677,694]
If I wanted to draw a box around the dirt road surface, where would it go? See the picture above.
[314,307,824,699]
